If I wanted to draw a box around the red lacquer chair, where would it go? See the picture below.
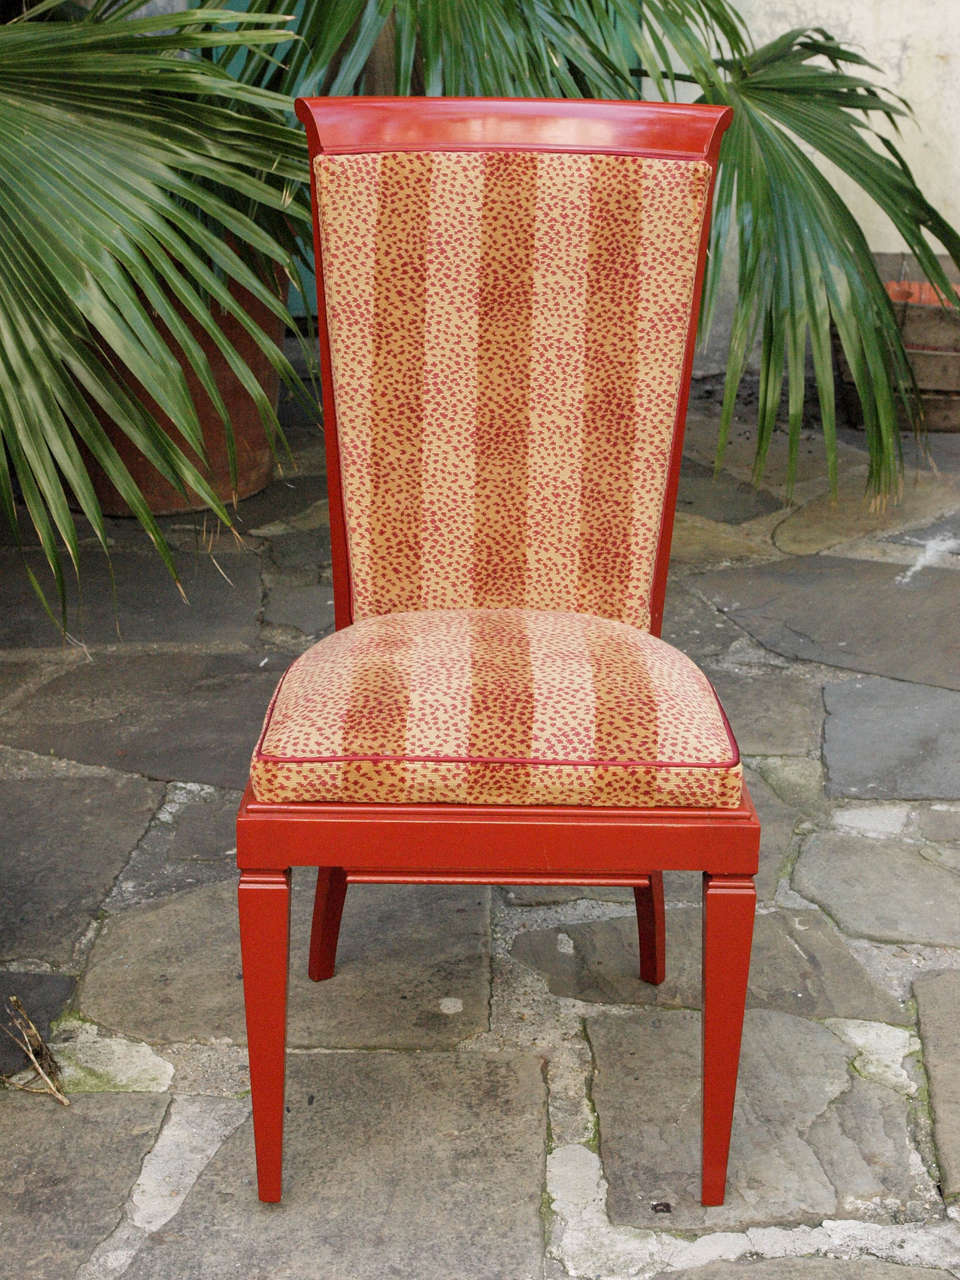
[237,96,759,1205]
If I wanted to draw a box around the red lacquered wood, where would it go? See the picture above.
[700,873,756,1206]
[634,871,666,985]
[238,869,291,1202]
[349,873,664,887]
[237,784,760,878]
[295,96,730,162]
[647,142,721,638]
[301,128,352,629]
[308,867,347,981]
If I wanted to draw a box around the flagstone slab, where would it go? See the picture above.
[512,906,903,1023]
[670,514,775,567]
[747,768,802,900]
[0,503,42,547]
[661,581,745,664]
[0,662,27,702]
[707,667,823,757]
[228,467,326,537]
[0,652,280,789]
[0,546,262,649]
[676,459,783,524]
[681,414,869,492]
[104,784,242,911]
[886,512,960,547]
[906,432,960,474]
[0,772,161,965]
[501,883,636,908]
[262,581,336,639]
[751,757,830,820]
[694,557,960,690]
[658,1259,957,1279]
[62,453,322,556]
[824,678,960,800]
[590,1008,936,1231]
[123,1051,544,1280]
[794,832,960,947]
[915,969,960,1199]
[276,380,323,440]
[0,1090,168,1280]
[914,803,960,844]
[773,470,959,556]
[81,878,490,1049]
[264,525,332,574]
[0,659,57,709]
[84,511,257,555]
[0,971,75,1075]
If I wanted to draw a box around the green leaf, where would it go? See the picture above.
[0,3,312,623]
[294,3,960,496]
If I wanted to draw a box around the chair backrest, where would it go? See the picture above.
[296,97,731,636]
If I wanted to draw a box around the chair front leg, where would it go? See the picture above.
[238,868,291,1202]
[633,872,666,985]
[308,867,348,981]
[700,872,755,1206]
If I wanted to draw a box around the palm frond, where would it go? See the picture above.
[275,1,960,496]
[706,29,960,492]
[6,0,959,625]
[0,5,312,622]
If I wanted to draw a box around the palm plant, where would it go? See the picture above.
[230,0,960,496]
[5,0,959,621]
[0,0,310,617]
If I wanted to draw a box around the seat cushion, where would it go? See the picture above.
[250,609,741,809]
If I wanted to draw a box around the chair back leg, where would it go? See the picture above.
[633,872,666,985]
[700,872,755,1205]
[308,867,348,981]
[238,868,292,1202]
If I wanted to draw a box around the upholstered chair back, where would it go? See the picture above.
[313,147,713,633]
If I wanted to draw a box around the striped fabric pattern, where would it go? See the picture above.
[250,608,742,808]
[315,150,711,632]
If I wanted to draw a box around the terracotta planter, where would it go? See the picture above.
[838,252,960,432]
[90,279,283,516]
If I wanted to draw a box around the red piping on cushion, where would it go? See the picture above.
[255,749,739,770]
[251,663,295,765]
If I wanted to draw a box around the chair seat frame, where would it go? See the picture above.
[238,786,759,1205]
[238,95,759,1209]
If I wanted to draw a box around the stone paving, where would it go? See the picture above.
[1,389,960,1279]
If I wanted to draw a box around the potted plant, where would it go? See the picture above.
[5,0,960,624]
[0,0,311,617]
[233,0,959,495]
[837,252,960,432]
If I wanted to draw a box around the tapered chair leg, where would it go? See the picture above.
[634,872,666,985]
[238,868,291,1203]
[308,867,347,981]
[700,873,755,1206]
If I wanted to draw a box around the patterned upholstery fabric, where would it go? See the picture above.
[250,609,741,809]
[315,151,711,632]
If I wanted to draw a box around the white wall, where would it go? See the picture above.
[734,0,960,249]
[691,1,960,374]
